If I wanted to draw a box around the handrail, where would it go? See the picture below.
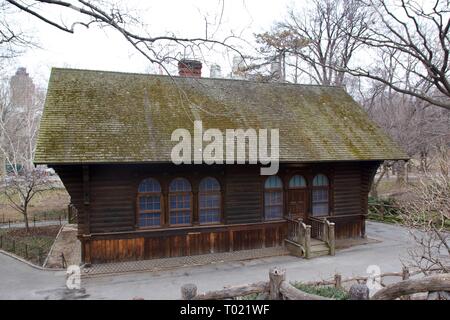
[285,217,311,258]
[307,217,335,256]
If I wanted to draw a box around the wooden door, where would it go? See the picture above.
[287,189,307,219]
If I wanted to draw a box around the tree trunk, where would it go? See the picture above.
[23,207,30,233]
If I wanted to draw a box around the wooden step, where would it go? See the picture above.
[310,244,329,252]
[309,250,330,258]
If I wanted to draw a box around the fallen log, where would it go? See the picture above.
[193,281,269,300]
[371,273,450,300]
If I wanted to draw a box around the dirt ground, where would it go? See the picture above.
[0,188,70,221]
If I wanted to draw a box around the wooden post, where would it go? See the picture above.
[12,240,15,253]
[329,222,335,256]
[269,267,286,300]
[304,225,311,259]
[334,273,342,289]
[25,244,28,259]
[296,221,303,246]
[401,266,411,300]
[181,284,198,300]
[33,217,36,227]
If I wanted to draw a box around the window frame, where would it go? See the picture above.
[198,177,222,225]
[168,177,193,227]
[311,173,330,217]
[263,175,284,221]
[136,178,163,229]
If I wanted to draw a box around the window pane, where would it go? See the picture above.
[264,176,283,189]
[199,192,220,224]
[312,189,328,216]
[139,213,160,227]
[139,195,161,211]
[265,205,282,220]
[169,178,192,192]
[170,211,191,225]
[199,177,220,192]
[138,178,161,192]
[289,175,306,188]
[199,208,220,224]
[313,174,329,186]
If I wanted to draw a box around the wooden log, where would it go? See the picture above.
[181,283,197,300]
[328,223,335,256]
[334,273,342,289]
[304,226,311,259]
[401,267,411,300]
[279,282,332,300]
[193,282,268,300]
[269,267,286,300]
[371,273,450,300]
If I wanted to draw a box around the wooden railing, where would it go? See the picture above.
[308,217,335,256]
[285,217,311,258]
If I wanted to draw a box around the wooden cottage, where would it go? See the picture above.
[34,66,407,263]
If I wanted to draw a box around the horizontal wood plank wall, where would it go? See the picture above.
[224,166,263,224]
[332,163,363,239]
[84,222,286,263]
[53,165,86,234]
[89,166,135,233]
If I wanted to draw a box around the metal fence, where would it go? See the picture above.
[0,234,46,266]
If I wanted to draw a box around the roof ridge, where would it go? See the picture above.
[50,67,345,89]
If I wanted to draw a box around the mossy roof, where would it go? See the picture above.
[34,68,408,164]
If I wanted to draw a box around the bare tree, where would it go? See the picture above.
[339,0,450,110]
[4,0,244,73]
[253,0,369,86]
[401,173,450,275]
[0,70,49,232]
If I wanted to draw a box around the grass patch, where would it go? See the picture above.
[291,283,349,300]
[0,225,61,265]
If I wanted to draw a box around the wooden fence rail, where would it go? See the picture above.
[180,267,450,300]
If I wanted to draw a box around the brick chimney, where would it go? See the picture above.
[178,59,202,78]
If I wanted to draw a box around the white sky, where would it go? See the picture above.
[10,0,299,87]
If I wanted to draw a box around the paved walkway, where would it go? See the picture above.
[0,221,413,299]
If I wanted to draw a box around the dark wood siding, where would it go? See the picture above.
[225,166,262,224]
[53,165,86,234]
[333,163,362,216]
[89,166,135,233]
[54,161,381,262]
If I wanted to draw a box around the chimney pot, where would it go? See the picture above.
[178,59,202,78]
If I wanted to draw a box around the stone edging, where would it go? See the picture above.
[43,224,65,267]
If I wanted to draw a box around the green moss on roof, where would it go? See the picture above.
[34,67,408,164]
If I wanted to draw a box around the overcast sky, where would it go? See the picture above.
[9,0,299,87]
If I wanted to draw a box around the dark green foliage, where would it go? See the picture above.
[291,283,349,300]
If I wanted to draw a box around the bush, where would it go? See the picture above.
[291,283,349,300]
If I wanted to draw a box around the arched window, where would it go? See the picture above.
[264,176,283,220]
[137,178,162,227]
[169,178,192,225]
[199,177,221,224]
[312,174,329,216]
[289,175,307,188]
